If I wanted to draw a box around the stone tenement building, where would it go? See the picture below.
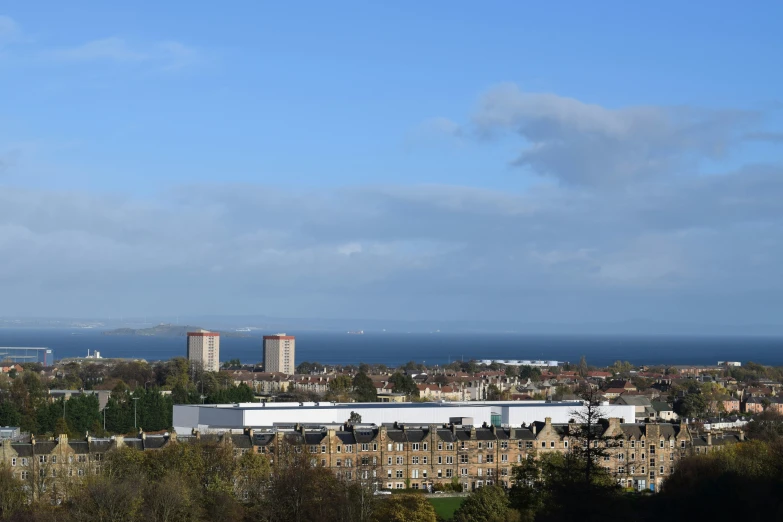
[0,418,740,500]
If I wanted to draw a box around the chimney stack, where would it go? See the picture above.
[707,431,712,446]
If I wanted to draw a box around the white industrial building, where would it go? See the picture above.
[479,360,560,367]
[173,400,636,435]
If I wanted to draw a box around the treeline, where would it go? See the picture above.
[0,440,434,522]
[0,357,256,436]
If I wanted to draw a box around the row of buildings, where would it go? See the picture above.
[0,414,741,499]
[186,331,296,374]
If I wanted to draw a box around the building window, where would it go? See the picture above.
[618,454,624,461]
[541,442,546,448]
[51,456,56,464]
[396,470,403,478]
[438,443,443,450]
[412,443,419,451]
[411,470,419,479]
[321,446,326,453]
[486,454,494,463]
[659,440,664,448]
[337,446,341,453]
[446,469,453,478]
[345,445,353,453]
[396,444,404,451]
[660,466,664,474]
[373,443,378,451]
[387,444,393,451]
[478,442,483,449]
[423,443,428,450]
[631,440,636,448]
[564,441,569,448]
[423,457,428,464]
[412,456,419,465]
[437,456,442,464]
[501,454,508,462]
[501,441,508,450]
[460,454,469,464]
[11,458,16,466]
[526,442,533,449]
[681,441,686,448]
[550,441,555,448]
[437,469,443,478]
[396,457,404,465]
[387,457,392,465]
[461,468,468,476]
[641,441,645,449]
[618,466,625,474]
[477,455,483,463]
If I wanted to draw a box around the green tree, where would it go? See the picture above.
[389,372,418,396]
[353,372,377,402]
[0,401,21,427]
[327,375,354,402]
[0,465,26,519]
[372,494,437,522]
[453,485,518,522]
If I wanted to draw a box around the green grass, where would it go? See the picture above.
[428,497,465,520]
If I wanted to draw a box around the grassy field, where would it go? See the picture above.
[428,497,465,520]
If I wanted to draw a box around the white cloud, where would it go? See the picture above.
[46,37,147,62]
[470,83,758,186]
[2,162,783,321]
[42,37,200,69]
[0,15,21,45]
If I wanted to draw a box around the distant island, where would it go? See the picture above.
[103,324,250,338]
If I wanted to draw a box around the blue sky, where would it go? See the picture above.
[2,2,783,326]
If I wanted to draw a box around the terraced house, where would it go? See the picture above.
[2,418,706,500]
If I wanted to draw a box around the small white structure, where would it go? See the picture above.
[479,360,560,367]
[717,361,741,367]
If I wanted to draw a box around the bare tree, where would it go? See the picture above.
[569,386,621,485]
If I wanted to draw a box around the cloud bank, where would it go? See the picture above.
[2,83,782,323]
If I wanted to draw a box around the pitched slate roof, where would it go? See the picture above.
[252,433,275,446]
[11,443,33,456]
[436,429,457,443]
[229,434,253,449]
[123,439,143,450]
[68,441,90,454]
[89,440,113,453]
[34,441,57,454]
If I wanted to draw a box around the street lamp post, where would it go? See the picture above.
[132,397,140,429]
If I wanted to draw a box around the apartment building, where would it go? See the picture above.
[186,330,220,373]
[2,417,706,502]
[263,334,295,375]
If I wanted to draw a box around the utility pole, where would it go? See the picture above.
[132,397,139,429]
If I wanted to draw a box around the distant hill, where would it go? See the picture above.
[102,324,249,338]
